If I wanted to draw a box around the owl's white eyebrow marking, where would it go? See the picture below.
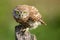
[14,8,19,11]
[32,6,34,9]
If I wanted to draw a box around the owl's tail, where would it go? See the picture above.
[39,19,47,25]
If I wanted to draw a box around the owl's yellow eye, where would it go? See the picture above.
[16,11,19,14]
[23,11,27,14]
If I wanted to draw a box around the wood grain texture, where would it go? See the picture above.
[15,25,37,40]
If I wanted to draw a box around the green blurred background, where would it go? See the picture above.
[0,0,60,40]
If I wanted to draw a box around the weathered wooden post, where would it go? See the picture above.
[15,25,37,40]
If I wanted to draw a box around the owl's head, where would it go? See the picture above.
[13,5,30,19]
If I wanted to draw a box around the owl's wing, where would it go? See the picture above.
[29,6,42,21]
[29,6,46,25]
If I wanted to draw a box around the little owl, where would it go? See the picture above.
[13,5,46,30]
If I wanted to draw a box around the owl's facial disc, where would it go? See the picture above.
[20,10,29,19]
[13,8,29,19]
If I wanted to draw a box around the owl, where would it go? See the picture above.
[13,5,46,29]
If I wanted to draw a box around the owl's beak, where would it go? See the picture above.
[40,19,47,25]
